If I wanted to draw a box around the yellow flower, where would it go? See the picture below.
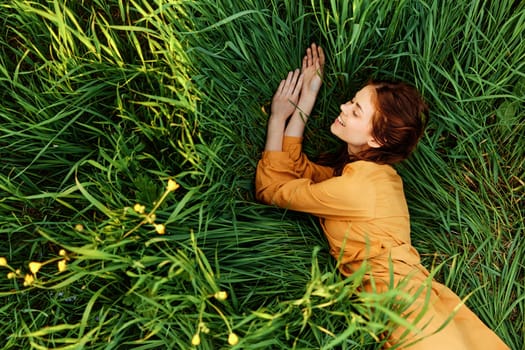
[154,223,165,235]
[0,257,7,267]
[7,272,16,279]
[29,262,42,274]
[214,291,228,301]
[191,333,201,346]
[133,203,146,214]
[74,224,84,232]
[167,179,180,192]
[23,273,35,287]
[228,332,239,346]
[58,260,67,272]
[59,249,67,257]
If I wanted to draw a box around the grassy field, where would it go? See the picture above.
[0,0,523,349]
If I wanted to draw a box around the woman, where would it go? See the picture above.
[255,44,509,349]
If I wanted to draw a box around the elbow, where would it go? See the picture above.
[255,183,272,204]
[255,173,276,205]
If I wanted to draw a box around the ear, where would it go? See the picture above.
[367,137,382,148]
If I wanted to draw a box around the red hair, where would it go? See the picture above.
[327,80,429,175]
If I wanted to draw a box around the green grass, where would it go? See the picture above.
[0,0,523,349]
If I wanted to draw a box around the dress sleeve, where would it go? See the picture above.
[281,136,333,182]
[255,155,375,220]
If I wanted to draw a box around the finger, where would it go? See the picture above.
[285,69,299,94]
[311,43,318,61]
[302,55,307,72]
[276,78,286,95]
[293,73,304,96]
[318,46,325,66]
[284,70,294,90]
[306,47,313,67]
[315,60,322,78]
[291,69,301,90]
[292,68,301,85]
[272,84,283,103]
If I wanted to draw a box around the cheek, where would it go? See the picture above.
[346,121,371,138]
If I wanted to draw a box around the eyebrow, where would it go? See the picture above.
[356,101,363,113]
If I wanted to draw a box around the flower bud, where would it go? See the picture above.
[191,333,201,346]
[133,203,146,214]
[58,260,67,272]
[23,273,35,286]
[167,179,180,192]
[146,213,156,224]
[29,262,42,274]
[214,291,228,301]
[154,223,165,234]
[228,332,239,346]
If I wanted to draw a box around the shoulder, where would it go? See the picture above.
[339,161,403,196]
[342,160,398,179]
[315,161,385,213]
[337,161,407,217]
[323,161,392,196]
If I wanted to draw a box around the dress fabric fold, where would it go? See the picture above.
[255,136,509,349]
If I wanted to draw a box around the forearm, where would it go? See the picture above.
[284,91,318,137]
[264,117,287,151]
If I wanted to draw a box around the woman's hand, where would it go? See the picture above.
[283,44,325,138]
[300,43,325,95]
[265,69,303,151]
[270,69,303,122]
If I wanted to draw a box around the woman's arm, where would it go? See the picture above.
[264,69,303,151]
[284,43,325,138]
[256,159,375,219]
[281,136,334,181]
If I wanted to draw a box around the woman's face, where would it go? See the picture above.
[330,85,380,154]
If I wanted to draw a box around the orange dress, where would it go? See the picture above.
[255,136,509,349]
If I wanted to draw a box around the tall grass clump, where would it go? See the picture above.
[0,0,523,349]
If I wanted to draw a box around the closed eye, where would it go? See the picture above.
[349,99,359,117]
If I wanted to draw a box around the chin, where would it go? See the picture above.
[329,125,344,142]
[329,123,337,135]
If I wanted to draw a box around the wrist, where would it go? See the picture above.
[301,88,319,97]
[294,94,317,119]
[299,91,318,106]
[268,115,288,126]
[291,108,309,123]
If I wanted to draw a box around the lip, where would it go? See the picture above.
[336,115,345,127]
